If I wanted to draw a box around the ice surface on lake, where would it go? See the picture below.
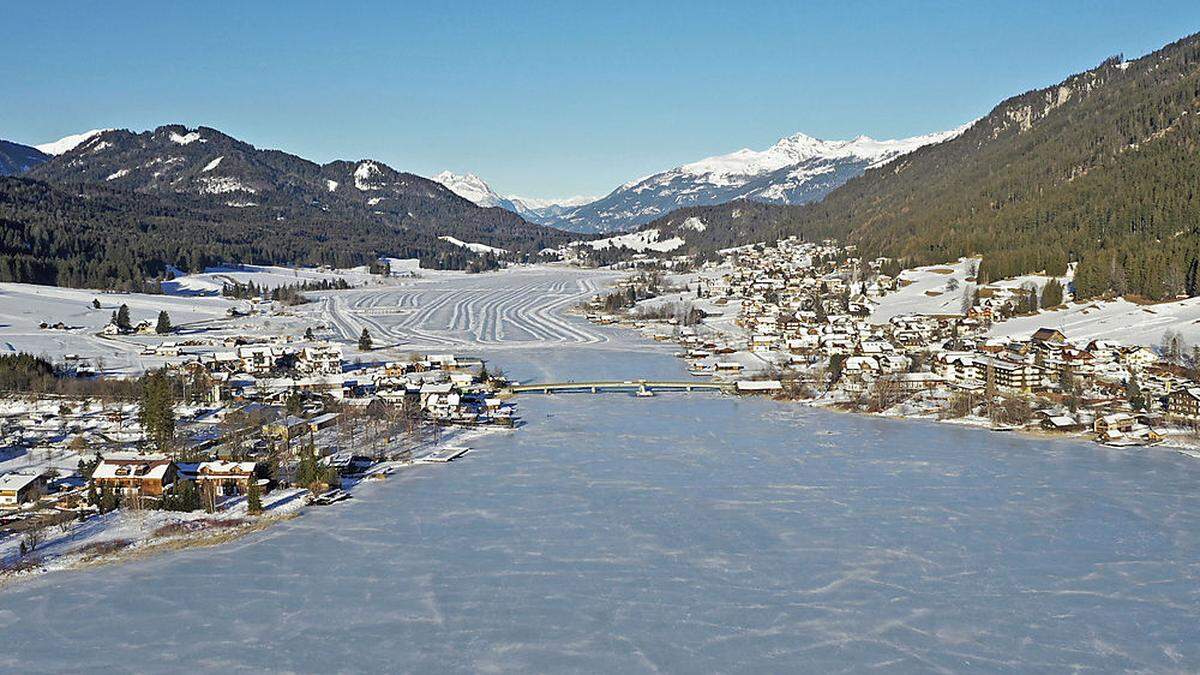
[3,277,1200,671]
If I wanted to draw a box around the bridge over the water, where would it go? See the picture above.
[505,380,735,395]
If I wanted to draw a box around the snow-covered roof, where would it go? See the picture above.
[198,461,256,475]
[0,472,42,492]
[93,457,173,481]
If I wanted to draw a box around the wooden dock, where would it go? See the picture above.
[424,446,470,463]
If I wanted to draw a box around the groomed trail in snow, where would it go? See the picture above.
[303,267,616,349]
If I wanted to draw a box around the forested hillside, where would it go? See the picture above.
[0,125,578,289]
[798,32,1200,300]
[0,177,523,289]
[640,32,1200,301]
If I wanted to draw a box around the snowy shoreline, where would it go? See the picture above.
[0,425,500,587]
[799,395,1200,460]
[599,279,1200,460]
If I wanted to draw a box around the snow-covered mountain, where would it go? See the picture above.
[35,129,113,156]
[23,124,575,258]
[431,171,596,229]
[556,124,971,233]
[432,172,510,209]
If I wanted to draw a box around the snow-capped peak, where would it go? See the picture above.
[35,129,113,156]
[558,120,975,233]
[433,171,504,208]
[677,125,970,181]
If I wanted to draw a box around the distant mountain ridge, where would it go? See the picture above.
[558,127,968,233]
[34,129,112,156]
[27,124,570,253]
[431,171,596,228]
[433,126,966,233]
[0,140,49,176]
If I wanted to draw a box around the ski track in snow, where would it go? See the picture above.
[310,269,612,349]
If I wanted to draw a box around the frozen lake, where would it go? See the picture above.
[3,275,1200,671]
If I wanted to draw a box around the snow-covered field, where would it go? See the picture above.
[0,282,236,373]
[870,259,976,321]
[579,228,685,253]
[437,236,508,255]
[990,295,1200,348]
[161,259,419,296]
[298,267,617,350]
[0,264,620,374]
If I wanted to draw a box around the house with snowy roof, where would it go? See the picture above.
[92,454,177,498]
[0,471,46,508]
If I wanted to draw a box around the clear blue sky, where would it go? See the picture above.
[4,1,1199,198]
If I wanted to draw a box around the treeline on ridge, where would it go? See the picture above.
[0,177,544,290]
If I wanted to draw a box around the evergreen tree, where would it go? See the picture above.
[155,310,172,334]
[811,292,827,323]
[827,354,844,385]
[1126,374,1145,411]
[358,328,373,351]
[162,480,201,512]
[139,368,176,453]
[1041,278,1064,308]
[1059,364,1078,413]
[246,476,263,515]
[304,327,315,341]
[295,442,334,493]
[99,486,118,514]
[114,304,131,330]
[285,392,303,416]
[1021,282,1040,314]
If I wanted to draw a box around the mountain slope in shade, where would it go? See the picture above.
[557,126,968,234]
[0,140,49,176]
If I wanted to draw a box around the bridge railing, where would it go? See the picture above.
[504,380,736,395]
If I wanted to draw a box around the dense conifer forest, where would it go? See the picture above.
[0,176,553,289]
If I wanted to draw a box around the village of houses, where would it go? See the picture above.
[0,303,519,578]
[586,236,1200,451]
